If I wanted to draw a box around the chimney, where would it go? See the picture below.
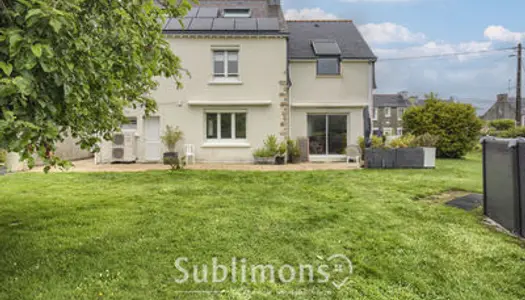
[398,91,409,100]
[497,93,509,102]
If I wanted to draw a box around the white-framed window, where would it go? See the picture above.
[223,8,251,18]
[121,117,138,131]
[397,107,405,120]
[397,128,403,136]
[206,112,247,141]
[384,107,391,118]
[383,127,393,136]
[213,50,239,78]
[372,108,378,121]
[372,127,380,136]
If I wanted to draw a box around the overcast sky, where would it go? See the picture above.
[282,0,525,113]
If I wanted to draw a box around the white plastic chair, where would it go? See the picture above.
[346,145,361,165]
[184,144,196,165]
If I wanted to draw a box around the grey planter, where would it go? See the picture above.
[0,166,6,176]
[364,148,396,169]
[254,157,275,165]
[395,147,436,169]
[365,147,436,169]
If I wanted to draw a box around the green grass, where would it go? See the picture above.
[1,153,524,299]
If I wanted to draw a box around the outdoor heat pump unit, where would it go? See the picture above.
[111,131,136,163]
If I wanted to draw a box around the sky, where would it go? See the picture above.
[282,0,525,113]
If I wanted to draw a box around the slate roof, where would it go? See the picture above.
[374,94,410,108]
[287,21,376,60]
[162,0,288,35]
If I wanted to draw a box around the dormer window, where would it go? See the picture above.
[223,8,251,18]
[312,40,342,76]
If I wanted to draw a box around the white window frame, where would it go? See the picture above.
[384,107,391,118]
[223,8,251,18]
[396,128,403,136]
[213,50,239,79]
[397,107,405,120]
[205,111,247,142]
[383,127,393,136]
[372,108,378,121]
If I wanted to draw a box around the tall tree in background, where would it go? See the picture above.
[0,0,193,171]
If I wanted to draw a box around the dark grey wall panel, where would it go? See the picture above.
[235,18,257,31]
[312,40,342,55]
[257,18,280,31]
[212,18,234,31]
[187,7,199,17]
[189,18,214,30]
[197,7,219,18]
[165,18,192,30]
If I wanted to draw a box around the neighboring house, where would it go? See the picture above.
[481,93,525,124]
[372,92,410,136]
[96,0,376,164]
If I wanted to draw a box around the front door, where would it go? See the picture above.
[144,117,161,161]
[307,114,348,155]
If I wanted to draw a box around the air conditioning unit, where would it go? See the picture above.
[112,131,136,163]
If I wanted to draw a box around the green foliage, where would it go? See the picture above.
[160,125,184,152]
[403,95,483,158]
[388,134,416,148]
[277,141,287,157]
[358,135,385,154]
[253,135,280,158]
[412,133,440,147]
[0,148,6,164]
[163,155,186,171]
[0,0,195,170]
[497,126,525,138]
[286,138,301,157]
[489,119,516,131]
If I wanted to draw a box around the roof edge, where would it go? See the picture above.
[287,20,353,23]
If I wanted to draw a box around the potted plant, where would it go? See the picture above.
[161,125,184,165]
[287,139,301,164]
[275,141,287,165]
[253,135,279,165]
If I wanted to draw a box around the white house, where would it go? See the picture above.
[96,0,376,164]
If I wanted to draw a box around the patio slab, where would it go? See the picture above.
[29,159,360,173]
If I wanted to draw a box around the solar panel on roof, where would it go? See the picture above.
[165,18,193,30]
[312,40,342,56]
[257,18,279,31]
[189,18,213,30]
[187,7,199,17]
[197,7,219,18]
[235,18,257,31]
[212,18,234,31]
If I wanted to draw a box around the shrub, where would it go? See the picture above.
[388,134,416,149]
[412,133,440,148]
[489,119,515,131]
[498,126,525,138]
[161,126,184,152]
[0,149,6,164]
[403,96,483,158]
[358,135,385,154]
[253,135,280,158]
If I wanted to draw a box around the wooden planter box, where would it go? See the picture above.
[365,147,436,169]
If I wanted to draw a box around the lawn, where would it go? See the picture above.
[1,154,524,299]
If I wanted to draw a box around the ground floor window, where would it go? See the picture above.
[383,127,393,136]
[396,128,403,136]
[307,114,347,155]
[206,112,247,140]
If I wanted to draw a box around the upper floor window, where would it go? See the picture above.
[384,107,391,118]
[397,107,405,120]
[213,50,239,78]
[223,8,251,18]
[317,57,340,75]
[121,117,137,131]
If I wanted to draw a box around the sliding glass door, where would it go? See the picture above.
[307,114,348,155]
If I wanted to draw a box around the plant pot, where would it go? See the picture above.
[0,166,6,176]
[395,147,436,169]
[254,157,275,165]
[290,155,301,164]
[163,152,178,165]
[364,148,396,169]
[275,156,286,165]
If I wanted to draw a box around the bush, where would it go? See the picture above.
[498,126,525,138]
[0,149,6,164]
[358,135,385,154]
[403,96,483,158]
[412,133,440,147]
[489,119,515,131]
[253,135,280,158]
[388,134,416,148]
[161,125,184,152]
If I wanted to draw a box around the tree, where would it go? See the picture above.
[403,93,483,158]
[0,0,193,171]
